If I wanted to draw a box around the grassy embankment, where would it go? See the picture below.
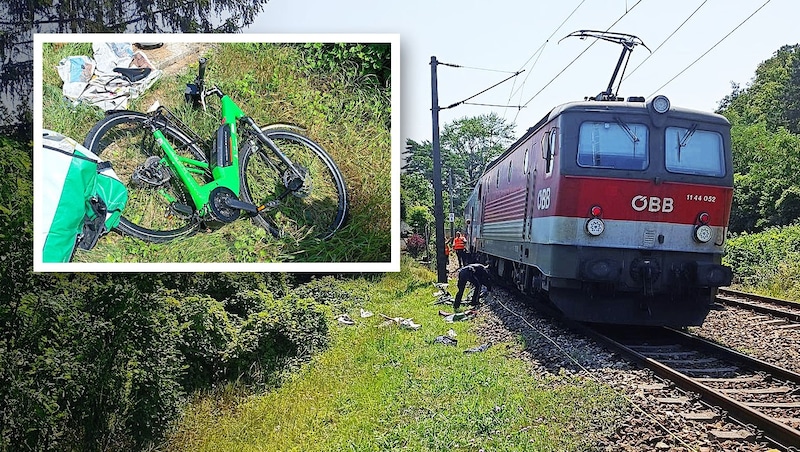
[41,42,391,263]
[163,259,627,451]
[724,224,800,301]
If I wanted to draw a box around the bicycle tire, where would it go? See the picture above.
[82,111,207,243]
[240,128,348,240]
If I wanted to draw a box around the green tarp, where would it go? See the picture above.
[41,130,128,263]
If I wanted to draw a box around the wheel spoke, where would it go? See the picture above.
[83,112,206,242]
[240,129,347,240]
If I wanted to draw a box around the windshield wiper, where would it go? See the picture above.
[615,117,639,143]
[679,124,697,148]
[677,124,698,162]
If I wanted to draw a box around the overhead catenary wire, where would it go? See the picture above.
[435,0,588,118]
[519,0,647,110]
[440,68,525,111]
[648,0,772,97]
[439,63,520,74]
[464,102,525,109]
[621,0,708,82]
[508,0,588,100]
[507,0,588,126]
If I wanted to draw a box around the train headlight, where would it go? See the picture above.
[694,224,713,243]
[586,218,605,236]
[651,95,670,114]
[586,205,604,236]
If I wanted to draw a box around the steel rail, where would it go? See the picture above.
[582,325,800,449]
[717,288,800,323]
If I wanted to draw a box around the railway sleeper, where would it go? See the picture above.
[717,386,793,395]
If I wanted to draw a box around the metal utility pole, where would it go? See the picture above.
[430,56,447,283]
[448,168,455,241]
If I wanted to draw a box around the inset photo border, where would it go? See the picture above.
[33,33,399,273]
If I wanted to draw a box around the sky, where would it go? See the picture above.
[248,0,798,143]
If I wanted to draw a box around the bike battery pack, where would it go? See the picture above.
[213,124,233,167]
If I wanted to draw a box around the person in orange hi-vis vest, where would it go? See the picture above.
[452,231,467,268]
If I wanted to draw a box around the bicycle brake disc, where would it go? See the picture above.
[283,166,310,198]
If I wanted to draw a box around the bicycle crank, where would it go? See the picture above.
[207,187,263,223]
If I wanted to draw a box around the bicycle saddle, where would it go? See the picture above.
[113,67,152,83]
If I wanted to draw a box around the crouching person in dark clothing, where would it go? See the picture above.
[454,263,492,310]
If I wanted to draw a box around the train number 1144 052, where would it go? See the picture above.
[686,194,717,202]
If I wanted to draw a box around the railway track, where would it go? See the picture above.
[717,288,800,324]
[585,324,800,450]
[479,284,800,448]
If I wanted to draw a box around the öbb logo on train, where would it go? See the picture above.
[536,188,551,210]
[631,195,674,213]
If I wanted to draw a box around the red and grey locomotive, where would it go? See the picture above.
[464,32,733,326]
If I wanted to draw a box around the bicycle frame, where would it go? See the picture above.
[149,88,308,223]
[151,94,244,217]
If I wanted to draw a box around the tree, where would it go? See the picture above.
[782,53,800,134]
[407,205,433,234]
[1,0,273,134]
[718,44,799,132]
[403,138,433,177]
[400,172,433,221]
[441,113,514,223]
[718,44,800,233]
[726,122,800,233]
[442,113,514,187]
[402,113,515,223]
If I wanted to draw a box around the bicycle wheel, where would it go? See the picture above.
[240,128,347,240]
[83,111,207,243]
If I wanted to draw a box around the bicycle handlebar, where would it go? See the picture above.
[197,58,207,83]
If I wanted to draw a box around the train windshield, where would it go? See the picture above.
[665,126,725,177]
[577,120,649,170]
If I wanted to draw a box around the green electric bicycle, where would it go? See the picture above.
[82,58,348,243]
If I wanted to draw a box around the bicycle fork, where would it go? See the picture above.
[241,117,305,183]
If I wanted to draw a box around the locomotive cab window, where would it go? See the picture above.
[577,120,649,170]
[523,148,530,174]
[665,126,725,177]
[542,128,558,174]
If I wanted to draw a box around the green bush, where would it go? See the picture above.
[172,295,237,391]
[0,274,186,450]
[230,292,329,386]
[724,224,800,298]
[1,262,351,451]
[299,43,391,88]
[290,275,366,314]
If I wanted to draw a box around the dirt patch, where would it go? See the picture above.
[136,42,215,77]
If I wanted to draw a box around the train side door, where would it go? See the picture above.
[522,146,534,243]
[466,205,475,253]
